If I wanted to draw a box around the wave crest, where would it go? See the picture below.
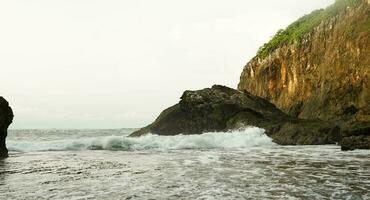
[8,127,274,152]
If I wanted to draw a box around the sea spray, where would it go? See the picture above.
[7,127,274,152]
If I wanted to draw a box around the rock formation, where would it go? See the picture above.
[340,122,370,150]
[132,0,369,150]
[130,85,341,145]
[238,0,369,122]
[130,85,289,137]
[238,0,370,150]
[0,97,14,158]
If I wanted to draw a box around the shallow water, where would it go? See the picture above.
[1,129,369,199]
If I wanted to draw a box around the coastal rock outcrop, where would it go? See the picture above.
[340,123,370,150]
[130,85,340,145]
[130,85,289,137]
[238,0,370,150]
[0,97,14,158]
[131,0,369,150]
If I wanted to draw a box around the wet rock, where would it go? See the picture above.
[341,136,370,151]
[0,97,14,158]
[130,85,341,145]
[340,123,370,151]
[130,85,288,137]
[271,120,341,145]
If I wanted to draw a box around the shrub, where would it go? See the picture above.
[256,0,362,59]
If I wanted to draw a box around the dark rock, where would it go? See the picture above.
[341,136,370,151]
[0,97,14,158]
[271,120,341,145]
[130,85,341,145]
[131,85,288,136]
[340,123,370,151]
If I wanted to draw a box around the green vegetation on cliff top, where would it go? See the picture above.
[257,0,362,59]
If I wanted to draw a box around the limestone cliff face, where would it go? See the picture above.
[238,0,370,123]
[0,97,14,158]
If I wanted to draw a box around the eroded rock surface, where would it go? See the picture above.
[130,85,340,145]
[238,1,370,122]
[131,85,288,136]
[0,97,14,158]
[238,0,370,150]
[131,0,369,150]
[341,123,370,150]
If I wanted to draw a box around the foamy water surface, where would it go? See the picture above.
[1,128,369,199]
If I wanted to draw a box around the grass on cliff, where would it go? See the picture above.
[256,0,362,59]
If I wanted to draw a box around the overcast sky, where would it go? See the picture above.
[0,0,333,129]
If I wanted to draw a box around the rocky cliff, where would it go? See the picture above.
[0,97,14,158]
[238,0,370,150]
[131,0,369,150]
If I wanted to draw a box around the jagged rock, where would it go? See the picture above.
[130,85,340,145]
[0,97,14,158]
[130,85,289,136]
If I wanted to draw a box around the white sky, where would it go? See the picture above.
[0,0,333,129]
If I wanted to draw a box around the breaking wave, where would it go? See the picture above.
[8,127,275,152]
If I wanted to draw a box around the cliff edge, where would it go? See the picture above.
[238,0,370,150]
[0,97,14,158]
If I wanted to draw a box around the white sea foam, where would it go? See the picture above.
[3,129,370,199]
[7,127,274,152]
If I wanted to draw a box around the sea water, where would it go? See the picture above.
[1,128,369,199]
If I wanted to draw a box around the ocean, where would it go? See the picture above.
[1,128,369,199]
